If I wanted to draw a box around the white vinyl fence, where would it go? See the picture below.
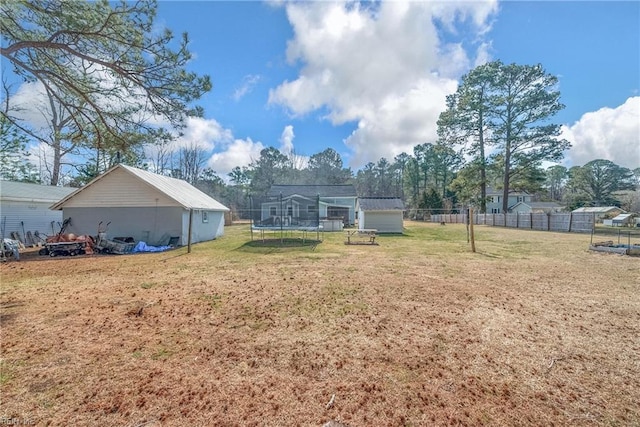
[431,212,595,233]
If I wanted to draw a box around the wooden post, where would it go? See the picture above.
[249,195,253,241]
[187,209,193,253]
[466,207,470,243]
[280,192,283,244]
[568,212,573,232]
[469,208,476,253]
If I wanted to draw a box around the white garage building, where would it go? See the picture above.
[51,164,229,246]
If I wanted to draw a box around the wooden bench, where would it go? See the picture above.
[345,229,377,245]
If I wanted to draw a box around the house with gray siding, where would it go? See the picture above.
[485,187,532,213]
[0,181,76,243]
[261,184,357,227]
[50,164,229,246]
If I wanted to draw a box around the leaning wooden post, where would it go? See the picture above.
[568,211,573,232]
[187,208,193,253]
[469,208,476,253]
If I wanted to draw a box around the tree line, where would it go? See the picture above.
[212,146,639,216]
[1,1,638,215]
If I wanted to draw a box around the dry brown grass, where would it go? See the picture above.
[1,222,639,426]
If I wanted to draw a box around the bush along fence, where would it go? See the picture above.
[431,212,595,234]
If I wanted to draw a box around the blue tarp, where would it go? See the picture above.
[132,241,172,253]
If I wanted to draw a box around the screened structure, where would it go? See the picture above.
[249,193,322,243]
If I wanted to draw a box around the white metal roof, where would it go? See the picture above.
[612,213,633,221]
[51,164,229,211]
[358,198,405,211]
[0,180,76,203]
[572,206,622,213]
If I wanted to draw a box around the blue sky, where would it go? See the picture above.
[7,1,640,178]
[152,0,639,176]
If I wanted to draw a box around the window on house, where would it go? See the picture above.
[270,206,277,216]
[307,205,317,214]
[287,206,293,217]
[202,211,209,223]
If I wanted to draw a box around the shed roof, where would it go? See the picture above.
[572,206,622,213]
[267,184,357,198]
[612,213,633,221]
[359,197,405,211]
[51,164,229,211]
[0,180,76,204]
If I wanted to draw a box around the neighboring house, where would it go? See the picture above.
[260,184,357,227]
[485,187,532,213]
[0,181,76,242]
[358,197,405,233]
[572,206,625,222]
[50,164,229,246]
[510,201,564,214]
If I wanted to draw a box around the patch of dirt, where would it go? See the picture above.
[1,223,639,426]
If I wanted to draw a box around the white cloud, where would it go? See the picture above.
[232,74,262,101]
[7,64,169,132]
[269,0,498,167]
[562,97,640,169]
[279,125,295,155]
[142,116,264,178]
[344,78,459,165]
[207,138,265,177]
[173,116,233,151]
[8,81,52,130]
[8,77,262,179]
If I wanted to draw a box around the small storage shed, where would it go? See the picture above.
[572,206,624,221]
[358,197,405,233]
[0,181,76,241]
[50,164,229,246]
[611,213,634,227]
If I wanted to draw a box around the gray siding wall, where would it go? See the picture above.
[359,211,403,233]
[0,201,64,239]
[180,210,225,246]
[63,206,183,245]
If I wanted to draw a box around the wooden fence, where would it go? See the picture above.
[431,212,595,234]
